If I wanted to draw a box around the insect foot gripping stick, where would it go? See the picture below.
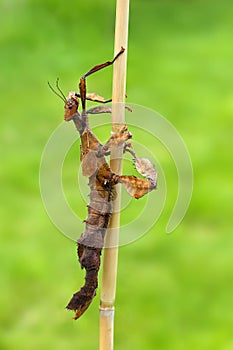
[48,49,157,320]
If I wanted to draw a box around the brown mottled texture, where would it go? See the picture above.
[65,107,116,319]
[64,99,156,319]
[117,175,156,199]
[59,50,156,320]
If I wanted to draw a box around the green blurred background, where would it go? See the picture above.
[1,0,233,349]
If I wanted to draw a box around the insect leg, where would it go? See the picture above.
[123,144,137,158]
[100,125,132,155]
[87,106,112,115]
[78,48,125,111]
[86,105,132,115]
[115,175,157,199]
[75,92,112,104]
[79,77,87,111]
[82,47,125,79]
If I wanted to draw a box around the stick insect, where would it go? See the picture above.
[48,48,157,320]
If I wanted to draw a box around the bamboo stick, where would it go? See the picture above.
[99,0,130,349]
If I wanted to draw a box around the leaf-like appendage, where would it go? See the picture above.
[134,157,157,184]
[118,176,156,199]
[82,151,97,177]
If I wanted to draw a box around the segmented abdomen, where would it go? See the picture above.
[66,171,113,319]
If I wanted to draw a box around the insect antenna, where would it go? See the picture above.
[48,80,67,103]
[56,78,67,102]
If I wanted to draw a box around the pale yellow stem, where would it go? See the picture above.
[99,0,130,349]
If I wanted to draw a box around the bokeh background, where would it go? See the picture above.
[1,0,233,349]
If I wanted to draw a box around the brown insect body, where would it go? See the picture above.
[49,49,157,319]
[66,165,113,319]
[64,93,117,319]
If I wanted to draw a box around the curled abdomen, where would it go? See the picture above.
[66,177,113,319]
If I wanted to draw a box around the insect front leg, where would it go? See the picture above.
[98,125,132,157]
[78,48,125,112]
[82,47,125,79]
